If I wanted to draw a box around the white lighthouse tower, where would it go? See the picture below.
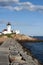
[7,22,12,34]
[2,22,20,34]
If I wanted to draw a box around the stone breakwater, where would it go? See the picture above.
[0,38,41,65]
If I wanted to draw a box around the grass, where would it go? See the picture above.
[5,34,12,38]
[0,33,16,38]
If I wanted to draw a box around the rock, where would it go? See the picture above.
[0,38,40,65]
[10,56,22,61]
[0,36,8,44]
[34,58,39,65]
[12,34,41,42]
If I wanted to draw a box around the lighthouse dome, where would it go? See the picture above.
[7,22,11,26]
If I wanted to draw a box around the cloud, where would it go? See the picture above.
[0,0,43,12]
[0,0,19,2]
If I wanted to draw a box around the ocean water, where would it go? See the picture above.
[22,36,43,64]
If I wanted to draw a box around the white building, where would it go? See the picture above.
[2,22,20,34]
[2,22,12,34]
[0,32,2,35]
[15,30,20,34]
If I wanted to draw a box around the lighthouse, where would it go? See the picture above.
[7,22,12,34]
[2,22,20,34]
[7,22,11,32]
[2,22,12,34]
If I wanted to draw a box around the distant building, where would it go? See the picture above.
[0,32,2,35]
[1,22,20,35]
[2,22,12,34]
[15,30,20,34]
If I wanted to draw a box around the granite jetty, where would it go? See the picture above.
[0,38,41,65]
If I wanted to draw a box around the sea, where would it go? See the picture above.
[22,36,43,64]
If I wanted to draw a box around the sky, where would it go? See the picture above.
[0,0,43,36]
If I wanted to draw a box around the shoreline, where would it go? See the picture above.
[0,38,41,65]
[20,42,41,65]
[0,34,43,65]
[0,34,43,44]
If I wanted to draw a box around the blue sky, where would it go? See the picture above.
[0,0,43,36]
